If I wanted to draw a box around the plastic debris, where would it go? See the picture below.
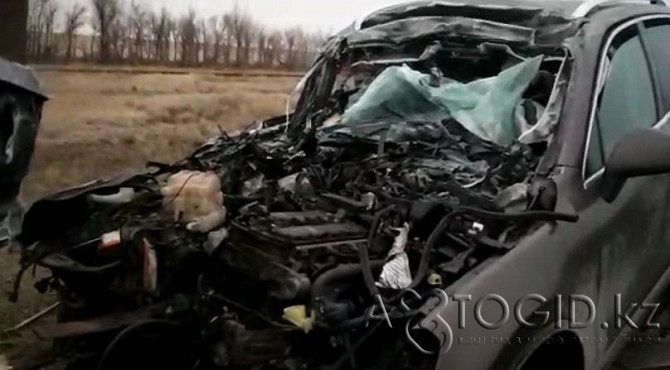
[282,305,314,333]
[142,238,158,291]
[161,171,227,233]
[377,223,412,290]
[88,188,136,205]
[100,230,122,250]
[205,228,229,255]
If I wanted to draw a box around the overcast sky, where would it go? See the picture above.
[58,0,409,33]
[156,0,407,32]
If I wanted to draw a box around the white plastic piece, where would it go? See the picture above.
[468,222,485,237]
[88,188,136,205]
[143,239,158,292]
[187,207,228,233]
[377,223,412,290]
[100,230,121,249]
[361,192,377,211]
[205,228,229,255]
[161,171,227,233]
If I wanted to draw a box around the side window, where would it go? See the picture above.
[585,26,658,179]
[642,20,670,113]
[585,116,604,177]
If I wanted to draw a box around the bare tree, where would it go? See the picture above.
[266,30,283,67]
[284,27,302,69]
[27,0,57,61]
[89,21,98,60]
[284,27,322,70]
[229,2,252,67]
[242,22,256,66]
[168,17,179,63]
[43,1,57,59]
[129,1,147,62]
[109,12,131,61]
[148,7,170,62]
[91,0,120,62]
[295,32,310,69]
[24,0,328,69]
[27,0,42,59]
[179,9,197,66]
[198,19,208,65]
[256,27,267,66]
[208,16,222,64]
[162,11,173,62]
[222,14,234,65]
[64,2,86,61]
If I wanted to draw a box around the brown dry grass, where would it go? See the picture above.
[22,70,299,201]
[0,70,299,355]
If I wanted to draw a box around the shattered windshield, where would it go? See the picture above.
[278,16,571,208]
[289,12,571,145]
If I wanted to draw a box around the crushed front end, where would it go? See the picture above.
[14,5,581,370]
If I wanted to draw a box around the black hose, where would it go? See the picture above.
[97,320,193,370]
[456,206,579,223]
[312,261,385,325]
[407,211,456,290]
[312,262,385,300]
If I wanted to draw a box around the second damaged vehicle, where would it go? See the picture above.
[16,0,670,369]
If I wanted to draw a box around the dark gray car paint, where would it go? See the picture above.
[349,16,538,46]
[419,4,670,369]
[361,0,583,28]
[0,58,47,100]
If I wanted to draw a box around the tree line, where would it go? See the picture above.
[27,0,329,70]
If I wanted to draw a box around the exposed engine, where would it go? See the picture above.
[13,9,581,370]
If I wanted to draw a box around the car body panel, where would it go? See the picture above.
[424,5,670,369]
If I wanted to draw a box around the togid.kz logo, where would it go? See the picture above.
[368,289,453,354]
[371,290,661,355]
[407,289,454,355]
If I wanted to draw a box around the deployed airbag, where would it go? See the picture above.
[341,56,544,146]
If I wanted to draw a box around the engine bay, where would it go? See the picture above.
[13,10,581,370]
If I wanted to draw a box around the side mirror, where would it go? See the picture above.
[601,128,670,202]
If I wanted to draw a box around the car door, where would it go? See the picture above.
[578,16,670,355]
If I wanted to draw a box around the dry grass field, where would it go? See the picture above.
[23,69,300,201]
[0,68,299,359]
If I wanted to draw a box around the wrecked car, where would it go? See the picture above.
[14,0,670,369]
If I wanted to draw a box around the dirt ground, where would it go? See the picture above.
[0,69,299,361]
